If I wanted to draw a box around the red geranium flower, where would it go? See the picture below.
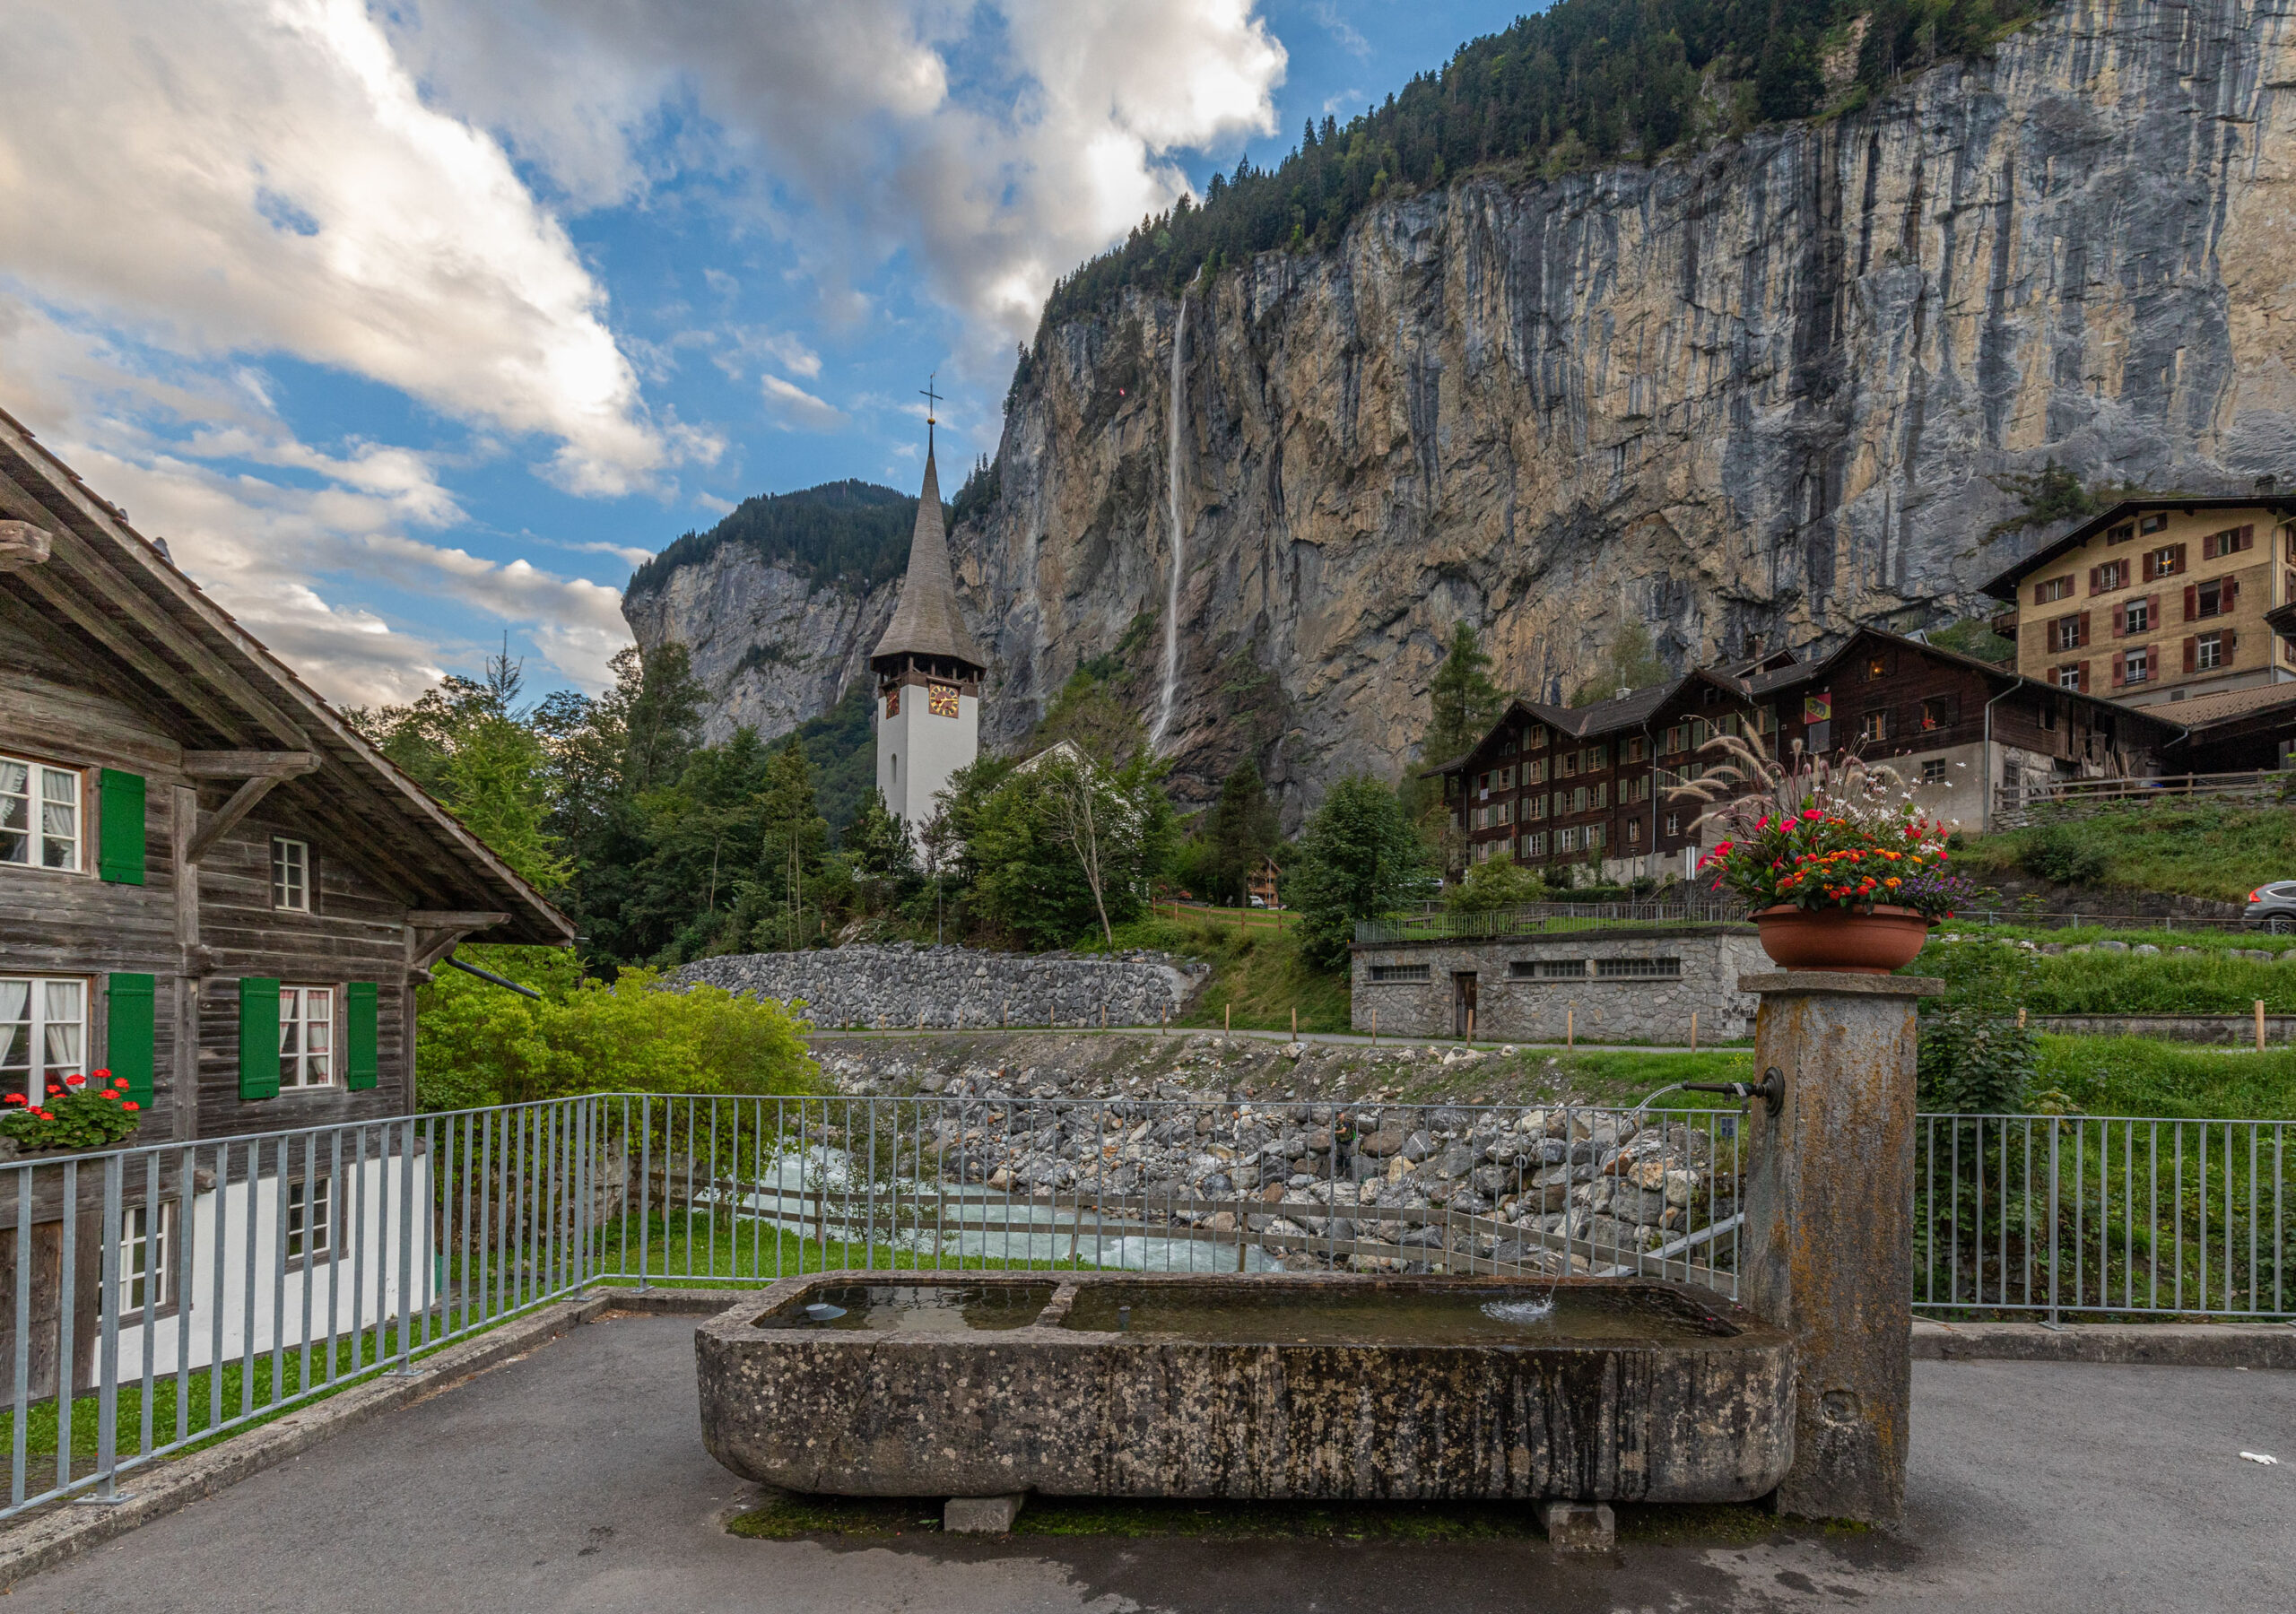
[122,1101,140,1112]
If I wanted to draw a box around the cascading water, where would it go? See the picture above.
[1149,282,1194,751]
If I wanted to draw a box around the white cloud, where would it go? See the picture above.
[1309,2,1370,59]
[761,374,850,432]
[387,1,1287,350]
[0,0,710,494]
[0,306,633,702]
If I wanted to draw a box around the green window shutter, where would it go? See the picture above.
[106,974,156,1106]
[345,982,378,1091]
[97,769,146,885]
[238,977,281,1101]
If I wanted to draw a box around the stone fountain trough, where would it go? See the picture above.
[696,1271,1792,1506]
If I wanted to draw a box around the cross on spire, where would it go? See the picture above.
[920,373,942,452]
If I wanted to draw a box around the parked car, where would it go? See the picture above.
[2245,881,2296,933]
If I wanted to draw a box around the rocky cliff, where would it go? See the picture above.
[637,0,2296,811]
[622,546,895,746]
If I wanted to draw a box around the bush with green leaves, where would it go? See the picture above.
[413,947,822,1112]
[1444,853,1546,913]
[2018,823,2107,887]
[1916,940,2039,1114]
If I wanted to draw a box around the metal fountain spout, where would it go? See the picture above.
[1682,1066,1785,1116]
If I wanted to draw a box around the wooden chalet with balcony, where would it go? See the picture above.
[1428,628,2187,883]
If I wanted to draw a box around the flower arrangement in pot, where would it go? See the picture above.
[0,1069,144,1151]
[1669,732,1981,974]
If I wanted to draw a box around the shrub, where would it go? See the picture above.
[1916,941,2039,1114]
[2019,824,2107,886]
[415,947,823,1111]
[1444,854,1546,913]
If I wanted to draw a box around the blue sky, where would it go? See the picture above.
[0,1,1527,706]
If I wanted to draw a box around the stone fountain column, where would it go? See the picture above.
[1738,970,1944,1526]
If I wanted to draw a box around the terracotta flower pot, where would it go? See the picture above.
[1752,903,1933,975]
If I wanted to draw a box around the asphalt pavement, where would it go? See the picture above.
[9,1312,2290,1613]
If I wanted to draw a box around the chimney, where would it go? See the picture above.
[1614,686,1632,700]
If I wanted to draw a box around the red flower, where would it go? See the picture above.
[113,1078,130,1089]
[91,1068,109,1080]
[122,1101,140,1113]
[64,1073,85,1088]
[46,1086,60,1097]
[2,1094,22,1106]
[34,1111,52,1121]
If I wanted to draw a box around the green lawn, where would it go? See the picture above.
[1952,799,2296,904]
[2036,1035,2296,1120]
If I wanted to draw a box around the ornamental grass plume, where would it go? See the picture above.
[1666,728,1970,918]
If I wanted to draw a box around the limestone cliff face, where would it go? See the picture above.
[621,546,893,746]
[639,0,2296,815]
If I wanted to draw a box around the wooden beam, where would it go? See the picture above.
[5,563,254,746]
[181,750,320,779]
[406,913,508,981]
[187,775,284,863]
[405,910,514,930]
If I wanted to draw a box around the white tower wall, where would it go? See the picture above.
[877,684,978,825]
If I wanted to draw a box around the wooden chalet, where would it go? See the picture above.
[0,406,570,1389]
[1430,628,2186,881]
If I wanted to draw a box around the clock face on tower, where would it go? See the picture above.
[883,687,900,718]
[928,682,959,717]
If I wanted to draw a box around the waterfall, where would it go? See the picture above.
[1150,285,1192,751]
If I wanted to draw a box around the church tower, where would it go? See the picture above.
[871,416,986,826]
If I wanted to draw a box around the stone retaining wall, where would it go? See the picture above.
[2032,1014,2296,1045]
[1349,926,1770,1045]
[665,943,1208,1029]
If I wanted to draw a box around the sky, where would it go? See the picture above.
[0,0,1527,708]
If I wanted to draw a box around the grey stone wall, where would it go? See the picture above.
[666,943,1208,1029]
[1351,927,1770,1045]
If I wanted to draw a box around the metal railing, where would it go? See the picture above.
[1,1101,595,1522]
[1356,899,1751,945]
[7,1093,2287,1518]
[1916,1113,2291,1322]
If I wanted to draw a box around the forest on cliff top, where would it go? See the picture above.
[1032,0,2046,335]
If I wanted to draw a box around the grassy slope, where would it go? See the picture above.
[1953,801,2296,903]
[1099,915,1350,1034]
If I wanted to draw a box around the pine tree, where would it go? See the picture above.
[1206,759,1282,903]
[1423,622,1507,766]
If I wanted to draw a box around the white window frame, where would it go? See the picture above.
[2056,665,2083,690]
[1922,759,1948,785]
[119,1202,175,1313]
[272,837,310,912]
[285,1176,332,1259]
[2126,597,2152,634]
[0,754,83,874]
[279,985,335,1089]
[2125,647,2151,684]
[0,976,87,1105]
[2196,632,2224,671]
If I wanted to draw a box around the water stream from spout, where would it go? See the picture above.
[1150,281,1194,751]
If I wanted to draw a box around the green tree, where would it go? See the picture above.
[966,751,1174,950]
[1029,668,1146,766]
[1570,621,1670,707]
[841,785,913,880]
[1289,775,1433,969]
[1422,622,1507,768]
[1205,759,1283,904]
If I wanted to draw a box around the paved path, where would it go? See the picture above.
[11,1314,2290,1612]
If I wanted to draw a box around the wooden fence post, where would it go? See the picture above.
[2257,999,2268,1053]
[1224,1003,1231,1033]
[1566,1007,1573,1048]
[1690,1011,1698,1053]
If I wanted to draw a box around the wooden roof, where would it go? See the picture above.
[870,445,987,672]
[0,406,573,946]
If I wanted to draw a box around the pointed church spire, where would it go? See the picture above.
[870,435,987,673]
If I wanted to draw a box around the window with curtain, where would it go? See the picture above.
[0,976,85,1103]
[279,985,334,1088]
[0,756,81,872]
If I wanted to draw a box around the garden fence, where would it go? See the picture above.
[3,1093,2286,1520]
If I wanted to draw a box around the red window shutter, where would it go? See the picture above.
[2075,660,2090,692]
[2109,653,2125,688]
[2077,610,2090,646]
[2203,532,2219,561]
[2183,637,2197,672]
[2173,543,2187,573]
[2184,583,2198,620]
[2088,565,2101,594]
[2240,523,2254,551]
[2111,601,2126,637]
[2224,628,2239,661]
[2031,581,2047,606]
[2224,575,2239,611]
